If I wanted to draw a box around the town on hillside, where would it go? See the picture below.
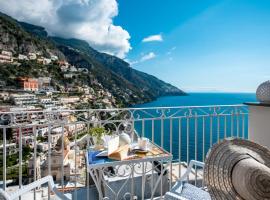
[0,49,116,112]
[0,49,118,189]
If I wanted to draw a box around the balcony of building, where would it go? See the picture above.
[0,104,263,199]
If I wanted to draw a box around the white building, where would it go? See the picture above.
[0,92,9,101]
[44,58,52,65]
[37,77,51,90]
[69,65,77,72]
[2,51,12,57]
[28,53,37,60]
[78,68,89,73]
[39,97,52,104]
[37,127,49,137]
[49,132,62,147]
[0,143,17,155]
[60,97,80,104]
[28,156,42,182]
[60,65,69,72]
[22,136,34,147]
[0,50,13,63]
[64,73,75,78]
[65,123,86,135]
[50,55,58,61]
[37,142,49,152]
[18,54,28,60]
[10,94,39,106]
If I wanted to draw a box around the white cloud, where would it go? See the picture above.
[142,34,163,43]
[167,46,176,55]
[0,0,131,58]
[140,52,156,61]
[129,52,156,66]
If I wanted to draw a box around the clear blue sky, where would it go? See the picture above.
[115,0,270,93]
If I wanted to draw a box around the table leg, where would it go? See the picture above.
[131,164,134,200]
[141,162,146,200]
[151,161,171,199]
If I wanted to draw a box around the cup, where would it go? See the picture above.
[138,137,149,150]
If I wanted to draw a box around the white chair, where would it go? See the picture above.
[164,160,211,200]
[0,176,71,200]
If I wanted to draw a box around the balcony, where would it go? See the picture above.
[0,105,249,199]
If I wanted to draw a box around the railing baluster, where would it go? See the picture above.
[231,112,234,137]
[75,123,78,200]
[178,118,182,179]
[242,113,245,139]
[217,115,220,142]
[152,120,154,143]
[224,115,227,138]
[33,126,37,200]
[48,125,51,200]
[61,124,64,191]
[194,115,198,186]
[3,127,6,191]
[169,118,173,189]
[237,111,240,138]
[202,117,205,162]
[210,115,213,147]
[186,117,189,165]
[142,119,145,137]
[87,122,90,200]
[161,116,164,148]
[141,162,145,200]
[19,127,22,200]
[161,160,163,197]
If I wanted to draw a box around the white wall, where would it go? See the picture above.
[249,105,270,149]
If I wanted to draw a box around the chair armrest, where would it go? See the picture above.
[0,176,71,200]
[179,160,205,182]
[164,191,188,200]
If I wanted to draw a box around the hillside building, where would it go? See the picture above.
[17,77,39,91]
[28,53,37,60]
[10,93,39,106]
[41,136,83,182]
[38,77,51,89]
[0,50,13,63]
[18,54,28,60]
[0,143,17,156]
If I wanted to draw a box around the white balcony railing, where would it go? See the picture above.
[0,105,248,199]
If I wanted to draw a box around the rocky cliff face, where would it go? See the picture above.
[0,12,64,59]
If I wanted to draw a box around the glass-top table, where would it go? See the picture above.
[86,141,172,200]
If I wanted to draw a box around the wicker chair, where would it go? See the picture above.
[164,160,211,200]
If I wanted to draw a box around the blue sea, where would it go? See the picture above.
[133,93,256,162]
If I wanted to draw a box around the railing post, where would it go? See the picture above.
[246,103,270,149]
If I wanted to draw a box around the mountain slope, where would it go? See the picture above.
[51,37,186,98]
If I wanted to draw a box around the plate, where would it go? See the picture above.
[132,147,150,153]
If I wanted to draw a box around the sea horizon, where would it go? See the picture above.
[133,92,257,108]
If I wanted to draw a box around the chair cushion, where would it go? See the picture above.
[164,182,211,200]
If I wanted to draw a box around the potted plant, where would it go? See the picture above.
[88,127,106,149]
